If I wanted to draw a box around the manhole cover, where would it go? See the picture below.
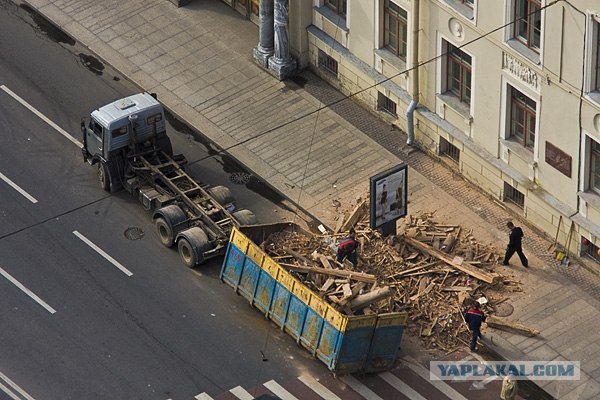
[494,302,514,317]
[124,227,144,240]
[229,172,252,185]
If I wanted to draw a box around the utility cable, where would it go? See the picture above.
[185,0,562,168]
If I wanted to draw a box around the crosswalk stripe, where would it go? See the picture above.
[403,356,469,400]
[298,375,342,400]
[379,371,427,400]
[264,380,298,400]
[229,386,253,400]
[340,376,384,400]
[194,393,214,400]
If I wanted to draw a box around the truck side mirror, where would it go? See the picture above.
[80,118,86,133]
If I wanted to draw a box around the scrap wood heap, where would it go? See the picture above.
[263,210,523,352]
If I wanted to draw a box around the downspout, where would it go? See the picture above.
[406,0,420,145]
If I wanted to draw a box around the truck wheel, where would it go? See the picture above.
[153,205,187,248]
[177,227,210,268]
[208,185,234,206]
[98,162,110,192]
[232,209,258,225]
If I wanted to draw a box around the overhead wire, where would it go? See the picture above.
[185,0,563,168]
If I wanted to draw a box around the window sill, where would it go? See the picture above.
[375,48,407,74]
[442,0,474,21]
[314,5,347,32]
[500,138,534,161]
[585,91,600,107]
[437,93,471,119]
[578,190,600,211]
[506,39,540,66]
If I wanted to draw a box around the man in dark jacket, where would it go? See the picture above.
[464,303,486,352]
[502,221,529,267]
[337,228,358,267]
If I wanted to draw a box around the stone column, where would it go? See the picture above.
[253,0,274,67]
[268,0,297,80]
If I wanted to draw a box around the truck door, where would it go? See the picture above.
[85,118,105,159]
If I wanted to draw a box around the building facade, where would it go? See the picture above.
[224,0,600,266]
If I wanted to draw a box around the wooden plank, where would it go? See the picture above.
[341,200,367,232]
[320,278,335,292]
[404,237,501,284]
[317,254,333,269]
[279,263,377,283]
[349,286,392,310]
[486,316,540,336]
[342,283,353,297]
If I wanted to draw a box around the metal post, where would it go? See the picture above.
[253,0,275,67]
[268,0,296,80]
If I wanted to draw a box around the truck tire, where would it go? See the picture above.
[98,162,110,192]
[208,185,234,206]
[232,209,258,225]
[153,205,187,248]
[177,227,210,268]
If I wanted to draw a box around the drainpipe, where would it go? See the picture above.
[406,0,420,145]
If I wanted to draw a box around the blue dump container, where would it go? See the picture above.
[220,223,408,375]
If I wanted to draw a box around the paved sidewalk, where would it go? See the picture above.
[20,0,600,398]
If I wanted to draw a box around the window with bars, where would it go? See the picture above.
[440,137,460,162]
[325,0,347,17]
[378,92,397,116]
[318,49,338,76]
[515,0,541,51]
[509,86,536,150]
[446,42,472,105]
[504,182,525,208]
[384,0,408,59]
[582,237,600,262]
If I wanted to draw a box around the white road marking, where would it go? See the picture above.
[340,376,383,400]
[194,393,214,400]
[403,355,469,400]
[0,382,20,400]
[0,371,36,400]
[379,371,427,400]
[263,380,298,400]
[0,172,38,203]
[0,85,82,148]
[73,231,133,276]
[229,386,253,400]
[298,375,341,400]
[471,374,497,390]
[0,266,55,314]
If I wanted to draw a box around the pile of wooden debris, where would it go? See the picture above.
[263,202,528,352]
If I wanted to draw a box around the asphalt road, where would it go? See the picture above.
[0,2,326,399]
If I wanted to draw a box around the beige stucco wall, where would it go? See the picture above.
[292,0,600,261]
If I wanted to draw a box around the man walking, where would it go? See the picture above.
[464,302,486,352]
[337,228,358,267]
[502,221,529,267]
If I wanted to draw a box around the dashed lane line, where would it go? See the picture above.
[0,85,82,148]
[0,266,56,314]
[0,172,38,203]
[73,231,133,277]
